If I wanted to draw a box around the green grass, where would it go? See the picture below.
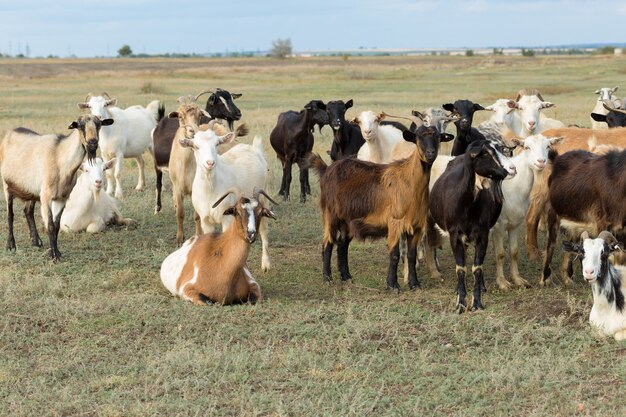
[1,55,626,416]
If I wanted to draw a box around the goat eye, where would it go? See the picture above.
[524,146,530,150]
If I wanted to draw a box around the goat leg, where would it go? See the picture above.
[154,167,163,214]
[386,242,401,292]
[298,165,307,203]
[336,234,352,282]
[24,201,42,247]
[451,234,467,313]
[406,232,420,290]
[322,242,334,283]
[5,193,16,252]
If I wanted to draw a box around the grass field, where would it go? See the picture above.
[1,55,625,416]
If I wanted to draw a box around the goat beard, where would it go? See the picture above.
[92,188,101,203]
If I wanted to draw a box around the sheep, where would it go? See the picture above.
[78,92,163,198]
[60,157,134,233]
[525,127,626,260]
[353,111,405,163]
[426,140,517,312]
[590,87,619,129]
[160,188,277,306]
[563,231,626,341]
[178,125,272,271]
[491,134,562,290]
[0,115,113,261]
[308,125,453,290]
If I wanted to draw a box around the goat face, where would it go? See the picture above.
[180,129,236,173]
[485,99,516,124]
[205,89,242,130]
[595,86,618,101]
[326,99,353,131]
[77,95,117,119]
[512,93,555,133]
[516,134,563,171]
[80,157,115,199]
[219,195,276,244]
[591,107,626,128]
[563,232,622,282]
[406,125,454,164]
[68,115,113,163]
[469,140,516,180]
[304,100,329,128]
[351,110,383,141]
[442,100,485,132]
[168,103,209,139]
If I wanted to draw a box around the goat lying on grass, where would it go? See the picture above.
[160,188,277,306]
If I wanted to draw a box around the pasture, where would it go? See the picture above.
[0,55,625,416]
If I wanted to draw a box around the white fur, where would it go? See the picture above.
[591,86,620,129]
[185,130,272,271]
[355,111,404,163]
[79,95,161,198]
[160,237,196,296]
[61,157,132,233]
[485,96,565,138]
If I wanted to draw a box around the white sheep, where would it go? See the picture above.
[60,158,134,233]
[78,92,162,198]
[179,128,273,271]
[563,231,626,341]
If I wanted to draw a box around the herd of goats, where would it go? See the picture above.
[1,86,625,340]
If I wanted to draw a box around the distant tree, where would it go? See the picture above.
[465,49,474,57]
[521,48,535,57]
[595,46,615,55]
[492,48,503,56]
[118,45,133,57]
[270,38,292,59]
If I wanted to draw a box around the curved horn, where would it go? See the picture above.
[194,90,215,102]
[598,230,618,245]
[102,92,111,100]
[605,102,626,115]
[580,231,590,240]
[85,92,94,102]
[212,187,241,208]
[253,187,279,206]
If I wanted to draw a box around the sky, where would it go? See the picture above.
[1,0,625,57]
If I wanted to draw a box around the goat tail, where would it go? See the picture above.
[305,153,328,178]
[146,100,164,122]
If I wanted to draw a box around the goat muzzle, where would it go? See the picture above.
[86,140,98,162]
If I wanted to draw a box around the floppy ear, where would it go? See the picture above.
[402,130,417,143]
[440,133,455,142]
[562,241,584,255]
[103,158,116,170]
[590,113,608,123]
[316,102,326,110]
[168,111,179,119]
[345,99,353,109]
[261,208,277,220]
[223,207,237,216]
[473,103,485,111]
[442,103,454,112]
[101,118,114,126]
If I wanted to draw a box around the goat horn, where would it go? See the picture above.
[194,90,214,102]
[102,92,111,100]
[212,187,241,209]
[605,103,626,115]
[598,231,618,245]
[602,99,616,110]
[253,187,279,206]
[380,112,415,123]
[85,92,94,102]
[580,231,590,240]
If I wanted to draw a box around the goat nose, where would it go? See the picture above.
[537,158,546,164]
[584,268,595,277]
[205,160,215,170]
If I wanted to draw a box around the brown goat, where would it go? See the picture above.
[160,188,277,305]
[526,127,626,260]
[308,125,453,290]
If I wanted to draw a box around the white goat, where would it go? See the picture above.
[60,158,134,233]
[491,134,562,290]
[179,128,273,271]
[590,86,620,129]
[563,231,626,341]
[78,92,162,198]
[353,111,404,163]
[0,115,113,261]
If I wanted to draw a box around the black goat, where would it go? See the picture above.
[269,100,327,203]
[427,140,516,312]
[442,100,486,156]
[326,99,365,161]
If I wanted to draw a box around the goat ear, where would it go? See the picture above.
[440,133,455,142]
[484,105,494,111]
[68,121,79,129]
[473,103,485,111]
[442,103,454,112]
[511,138,524,148]
[231,93,242,99]
[201,109,212,119]
[103,158,116,170]
[208,93,217,105]
[223,207,236,217]
[168,111,179,119]
[349,117,359,125]
[562,241,584,255]
[261,208,277,220]
[218,132,237,145]
[541,101,556,109]
[594,89,601,94]
[377,112,386,122]
[548,136,564,146]
[77,102,90,109]
[590,113,607,122]
[507,100,518,109]
[179,138,195,148]
[101,118,114,126]
[613,86,619,93]
[317,102,327,110]
[105,99,117,107]
[402,130,417,143]
[345,99,353,109]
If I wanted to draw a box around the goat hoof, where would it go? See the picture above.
[386,285,400,294]
[456,303,467,314]
[6,245,16,253]
[323,276,333,285]
[408,282,421,291]
[300,196,306,204]
[32,238,43,247]
[154,206,161,215]
[470,304,485,312]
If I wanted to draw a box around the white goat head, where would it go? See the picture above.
[564,231,623,282]
[77,92,117,119]
[179,128,237,173]
[595,86,619,102]
[484,99,516,124]
[511,89,555,134]
[80,157,116,201]
[412,108,457,134]
[512,134,562,171]
[350,111,385,142]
